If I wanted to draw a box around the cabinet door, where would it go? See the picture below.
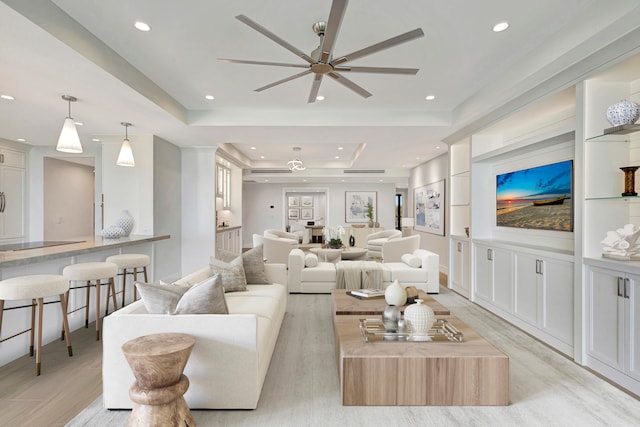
[626,273,640,382]
[587,266,624,370]
[0,166,25,240]
[492,247,512,312]
[0,148,25,168]
[451,239,470,296]
[541,258,574,345]
[513,252,539,326]
[473,245,492,301]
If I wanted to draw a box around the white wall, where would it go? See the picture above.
[242,181,397,248]
[409,153,449,273]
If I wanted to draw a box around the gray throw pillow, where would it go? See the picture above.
[135,281,186,314]
[174,274,228,314]
[210,256,247,292]
[242,244,270,284]
[215,249,239,263]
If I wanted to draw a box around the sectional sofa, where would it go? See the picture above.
[287,248,440,294]
[102,262,287,410]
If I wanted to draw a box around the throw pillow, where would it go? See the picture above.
[210,256,247,292]
[304,253,319,268]
[214,250,239,263]
[135,281,188,314]
[242,244,270,284]
[174,274,228,314]
[401,253,422,268]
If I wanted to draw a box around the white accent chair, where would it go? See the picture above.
[253,234,298,264]
[366,229,402,259]
[264,229,299,244]
[381,234,421,262]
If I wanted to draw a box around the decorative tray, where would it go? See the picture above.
[359,318,463,343]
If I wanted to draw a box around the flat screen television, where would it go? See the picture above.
[496,159,573,232]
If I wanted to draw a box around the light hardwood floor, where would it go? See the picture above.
[3,285,640,426]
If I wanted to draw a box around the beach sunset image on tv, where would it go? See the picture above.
[496,160,573,232]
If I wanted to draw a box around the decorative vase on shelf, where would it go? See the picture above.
[116,210,134,237]
[621,166,639,197]
[606,99,640,126]
[384,279,407,306]
[374,221,380,228]
[404,299,436,341]
[349,234,355,247]
[102,226,124,239]
[368,219,374,228]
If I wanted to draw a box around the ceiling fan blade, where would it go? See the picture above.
[236,15,316,64]
[307,74,324,103]
[328,72,372,99]
[332,28,424,66]
[218,58,309,69]
[254,70,312,92]
[333,65,419,75]
[319,0,348,63]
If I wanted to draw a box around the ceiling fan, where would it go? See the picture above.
[218,0,424,103]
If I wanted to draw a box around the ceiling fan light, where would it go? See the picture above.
[117,139,135,167]
[56,117,83,153]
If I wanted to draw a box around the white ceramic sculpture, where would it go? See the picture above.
[606,99,640,126]
[384,279,407,306]
[601,223,640,258]
[404,299,436,341]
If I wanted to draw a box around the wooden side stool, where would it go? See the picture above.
[105,254,150,308]
[62,262,118,341]
[0,274,73,375]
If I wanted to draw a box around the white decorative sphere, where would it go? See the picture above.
[606,99,640,126]
[404,299,436,341]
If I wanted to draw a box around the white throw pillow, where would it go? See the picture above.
[135,274,227,314]
[305,253,319,268]
[401,253,422,268]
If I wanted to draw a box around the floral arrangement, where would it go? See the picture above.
[323,225,345,249]
[601,223,640,257]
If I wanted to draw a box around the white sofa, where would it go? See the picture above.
[102,263,287,410]
[381,234,421,262]
[288,248,439,294]
[366,229,402,258]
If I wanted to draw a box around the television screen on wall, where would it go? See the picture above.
[496,160,573,232]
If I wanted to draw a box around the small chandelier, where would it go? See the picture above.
[116,122,135,167]
[287,147,306,171]
[56,95,83,153]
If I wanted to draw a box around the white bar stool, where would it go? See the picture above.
[62,262,118,341]
[0,274,73,375]
[105,254,150,308]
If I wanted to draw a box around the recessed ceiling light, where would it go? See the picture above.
[425,95,435,101]
[74,121,83,126]
[264,179,269,182]
[16,138,26,142]
[379,179,383,182]
[303,179,307,182]
[435,145,441,149]
[134,21,151,32]
[92,138,101,142]
[316,95,325,101]
[416,157,421,160]
[1,94,15,100]
[493,22,509,32]
[337,146,343,150]
[205,95,215,100]
[260,155,265,159]
[335,156,340,159]
[250,146,256,150]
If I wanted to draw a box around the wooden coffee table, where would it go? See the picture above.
[331,289,450,316]
[331,292,509,406]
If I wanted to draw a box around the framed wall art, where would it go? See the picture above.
[414,180,445,235]
[288,196,300,207]
[301,196,313,207]
[288,208,299,220]
[345,191,376,223]
[301,208,313,220]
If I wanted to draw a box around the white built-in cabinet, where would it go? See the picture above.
[0,147,26,241]
[586,264,640,390]
[216,226,241,255]
[473,243,512,314]
[448,138,471,295]
[449,237,470,298]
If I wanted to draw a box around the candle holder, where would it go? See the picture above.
[621,166,639,197]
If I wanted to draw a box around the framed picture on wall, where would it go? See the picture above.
[414,180,445,235]
[345,191,377,223]
[301,208,313,220]
[288,196,299,207]
[288,208,300,220]
[301,196,313,207]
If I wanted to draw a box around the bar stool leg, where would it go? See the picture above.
[95,280,101,341]
[61,289,70,341]
[85,280,91,328]
[59,293,73,357]
[121,269,127,308]
[0,299,4,336]
[30,299,36,357]
[35,297,44,376]
[106,277,117,316]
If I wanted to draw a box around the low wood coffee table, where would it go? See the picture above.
[331,289,450,316]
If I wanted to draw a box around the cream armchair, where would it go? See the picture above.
[253,234,298,264]
[264,229,299,244]
[381,234,421,262]
[366,229,402,259]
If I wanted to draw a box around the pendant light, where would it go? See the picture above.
[117,122,135,167]
[287,146,306,171]
[56,95,83,153]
